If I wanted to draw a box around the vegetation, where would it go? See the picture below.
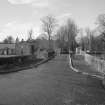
[79,27,105,54]
[27,29,33,41]
[2,14,105,56]
[3,36,14,43]
[41,15,57,49]
[55,18,78,53]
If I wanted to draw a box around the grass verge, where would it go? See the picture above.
[0,56,55,74]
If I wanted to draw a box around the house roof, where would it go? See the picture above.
[0,43,15,49]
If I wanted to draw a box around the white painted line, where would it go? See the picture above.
[68,54,79,73]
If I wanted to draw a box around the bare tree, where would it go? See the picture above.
[85,28,93,51]
[3,36,14,43]
[56,25,67,50]
[66,18,78,52]
[41,15,57,49]
[97,14,105,28]
[96,14,105,45]
[27,29,33,41]
[56,18,78,52]
[96,14,105,52]
[77,29,86,51]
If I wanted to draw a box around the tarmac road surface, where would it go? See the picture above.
[0,55,104,105]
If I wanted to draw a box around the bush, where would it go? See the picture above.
[0,55,32,65]
[60,48,69,54]
[47,49,55,58]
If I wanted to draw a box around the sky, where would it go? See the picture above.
[0,0,105,41]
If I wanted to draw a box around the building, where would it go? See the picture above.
[0,38,38,56]
[0,43,15,55]
[15,39,38,56]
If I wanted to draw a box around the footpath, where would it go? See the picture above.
[72,54,104,79]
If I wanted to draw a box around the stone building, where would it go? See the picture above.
[0,38,38,56]
[0,43,15,55]
[15,38,38,56]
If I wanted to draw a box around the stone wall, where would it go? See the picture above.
[15,42,30,55]
[84,53,105,75]
[37,49,48,59]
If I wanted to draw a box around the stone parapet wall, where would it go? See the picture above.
[84,53,105,75]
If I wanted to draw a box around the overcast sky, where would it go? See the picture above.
[0,0,105,41]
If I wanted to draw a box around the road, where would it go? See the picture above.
[0,55,105,105]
